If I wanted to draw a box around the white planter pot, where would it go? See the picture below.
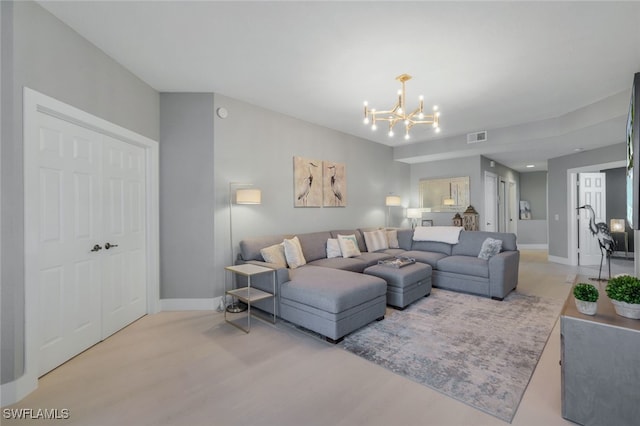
[574,298,598,316]
[611,300,640,319]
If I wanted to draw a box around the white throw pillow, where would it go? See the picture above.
[337,234,362,258]
[283,236,307,269]
[363,229,389,252]
[386,230,399,249]
[326,238,342,258]
[260,243,287,268]
[478,238,503,260]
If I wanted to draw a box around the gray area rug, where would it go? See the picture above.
[341,289,563,422]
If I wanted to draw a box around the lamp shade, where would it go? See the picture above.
[407,208,422,219]
[443,198,455,206]
[610,218,625,232]
[385,195,401,206]
[236,188,261,204]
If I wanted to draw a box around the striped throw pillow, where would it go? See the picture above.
[364,229,389,252]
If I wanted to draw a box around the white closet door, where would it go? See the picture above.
[37,113,102,376]
[101,135,147,338]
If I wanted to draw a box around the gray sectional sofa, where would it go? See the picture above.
[236,227,519,342]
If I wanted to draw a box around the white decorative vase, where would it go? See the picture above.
[611,300,640,319]
[574,298,598,316]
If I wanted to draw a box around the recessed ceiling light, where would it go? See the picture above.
[574,148,584,152]
[526,164,535,168]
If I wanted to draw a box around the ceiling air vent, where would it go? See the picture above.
[467,131,487,144]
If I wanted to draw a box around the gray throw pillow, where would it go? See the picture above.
[478,238,502,260]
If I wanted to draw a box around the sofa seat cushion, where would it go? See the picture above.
[436,255,489,278]
[382,248,407,257]
[283,266,387,314]
[402,250,448,268]
[307,257,367,272]
[355,252,394,268]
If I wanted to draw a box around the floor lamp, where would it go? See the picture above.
[385,195,401,227]
[227,182,262,313]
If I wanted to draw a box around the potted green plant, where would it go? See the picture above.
[605,275,640,319]
[573,283,599,315]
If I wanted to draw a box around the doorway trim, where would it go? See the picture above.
[567,160,625,266]
[14,87,160,404]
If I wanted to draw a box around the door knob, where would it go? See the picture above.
[105,242,119,250]
[91,244,103,252]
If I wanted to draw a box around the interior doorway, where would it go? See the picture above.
[567,160,626,266]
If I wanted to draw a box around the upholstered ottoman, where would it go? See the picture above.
[363,262,432,309]
[280,266,387,343]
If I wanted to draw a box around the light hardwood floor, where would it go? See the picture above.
[3,251,633,425]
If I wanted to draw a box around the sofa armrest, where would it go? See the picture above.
[488,250,520,299]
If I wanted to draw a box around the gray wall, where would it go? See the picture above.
[409,156,519,230]
[548,142,626,259]
[211,94,410,299]
[410,156,482,226]
[518,171,548,245]
[520,171,547,220]
[1,0,159,385]
[160,94,216,298]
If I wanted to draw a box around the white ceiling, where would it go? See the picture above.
[37,1,640,172]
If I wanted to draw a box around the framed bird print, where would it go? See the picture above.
[323,161,346,207]
[293,156,322,207]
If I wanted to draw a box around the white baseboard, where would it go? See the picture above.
[548,255,571,265]
[160,297,223,311]
[518,244,548,250]
[0,373,38,407]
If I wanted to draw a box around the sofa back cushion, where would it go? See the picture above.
[396,228,414,250]
[411,240,453,255]
[297,231,333,262]
[331,229,366,252]
[240,234,287,261]
[452,231,517,256]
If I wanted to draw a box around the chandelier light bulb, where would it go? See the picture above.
[397,108,403,114]
[388,129,394,137]
[419,112,424,119]
[364,117,369,124]
[419,95,424,101]
[433,105,439,111]
[372,124,377,131]
[404,133,410,140]
[364,101,368,106]
[432,122,438,128]
[404,120,409,125]
[435,127,441,133]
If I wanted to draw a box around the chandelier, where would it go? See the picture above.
[363,74,440,140]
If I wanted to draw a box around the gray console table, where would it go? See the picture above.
[560,291,640,426]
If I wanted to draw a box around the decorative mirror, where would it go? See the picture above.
[418,176,470,212]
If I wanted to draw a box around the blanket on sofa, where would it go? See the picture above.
[412,226,463,244]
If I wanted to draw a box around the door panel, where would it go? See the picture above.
[484,172,497,231]
[102,136,147,338]
[37,113,102,376]
[578,172,607,265]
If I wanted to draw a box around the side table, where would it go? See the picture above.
[224,263,276,333]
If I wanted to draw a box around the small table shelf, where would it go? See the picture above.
[224,263,276,333]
